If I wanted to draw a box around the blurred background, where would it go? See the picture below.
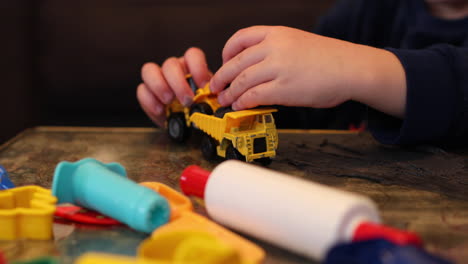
[0,0,336,143]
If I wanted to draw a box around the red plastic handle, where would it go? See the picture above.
[353,222,423,247]
[179,165,210,199]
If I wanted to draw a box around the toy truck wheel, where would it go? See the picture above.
[167,113,189,143]
[214,106,234,118]
[201,134,218,161]
[190,103,214,130]
[226,144,246,162]
[190,103,213,116]
[256,157,273,166]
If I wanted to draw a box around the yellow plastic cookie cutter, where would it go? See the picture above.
[0,185,57,240]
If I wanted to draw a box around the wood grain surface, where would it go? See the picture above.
[0,127,467,264]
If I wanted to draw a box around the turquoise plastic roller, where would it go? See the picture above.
[52,158,170,233]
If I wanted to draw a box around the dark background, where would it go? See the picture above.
[0,0,336,144]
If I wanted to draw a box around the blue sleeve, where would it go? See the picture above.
[314,0,399,46]
[313,0,357,38]
[369,44,468,146]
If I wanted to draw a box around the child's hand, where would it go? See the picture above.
[137,47,212,127]
[210,26,406,118]
[210,26,354,110]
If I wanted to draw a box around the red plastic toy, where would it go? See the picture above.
[55,205,121,225]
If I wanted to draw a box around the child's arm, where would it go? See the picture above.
[137,47,212,127]
[209,26,407,118]
[369,44,468,145]
[211,25,468,146]
[304,0,468,145]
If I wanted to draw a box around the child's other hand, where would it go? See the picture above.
[137,47,212,127]
[210,26,404,115]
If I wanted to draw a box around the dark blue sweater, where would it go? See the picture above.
[315,0,468,146]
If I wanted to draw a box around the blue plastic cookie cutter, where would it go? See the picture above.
[52,158,170,233]
[0,165,15,190]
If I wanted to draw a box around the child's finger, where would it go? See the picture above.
[184,47,212,87]
[136,83,166,127]
[211,45,266,94]
[217,60,274,107]
[141,62,174,105]
[162,57,194,107]
[231,82,276,110]
[222,26,270,64]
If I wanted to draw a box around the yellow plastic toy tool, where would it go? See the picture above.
[76,231,250,264]
[140,182,264,264]
[75,253,135,264]
[74,182,264,264]
[0,185,57,240]
[152,211,265,264]
[141,230,251,264]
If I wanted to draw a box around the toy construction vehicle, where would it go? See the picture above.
[165,75,278,165]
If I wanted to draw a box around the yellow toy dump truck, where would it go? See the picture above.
[166,75,278,165]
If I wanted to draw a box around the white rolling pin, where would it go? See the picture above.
[179,160,421,261]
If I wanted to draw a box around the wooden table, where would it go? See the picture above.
[0,126,467,264]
